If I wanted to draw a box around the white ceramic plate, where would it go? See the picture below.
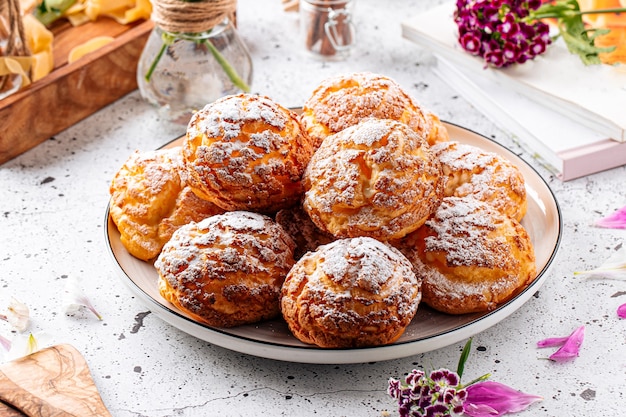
[105,122,562,364]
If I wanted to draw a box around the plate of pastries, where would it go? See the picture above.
[105,72,562,364]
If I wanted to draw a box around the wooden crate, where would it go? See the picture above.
[0,18,154,165]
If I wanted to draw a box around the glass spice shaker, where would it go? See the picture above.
[137,0,253,124]
[300,0,356,60]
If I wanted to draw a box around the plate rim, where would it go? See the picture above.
[104,121,563,364]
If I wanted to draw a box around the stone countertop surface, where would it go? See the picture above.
[1,0,625,416]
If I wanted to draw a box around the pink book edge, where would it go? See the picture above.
[558,140,626,181]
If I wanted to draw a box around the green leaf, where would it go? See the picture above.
[557,17,614,65]
[456,338,473,379]
[533,0,623,66]
[34,0,77,26]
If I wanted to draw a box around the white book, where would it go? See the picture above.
[401,2,626,142]
[433,57,626,181]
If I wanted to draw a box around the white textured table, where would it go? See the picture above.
[1,1,625,416]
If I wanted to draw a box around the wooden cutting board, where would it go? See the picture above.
[0,344,111,417]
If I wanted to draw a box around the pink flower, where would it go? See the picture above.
[594,205,626,229]
[463,381,542,417]
[0,334,11,352]
[618,303,626,319]
[537,325,585,362]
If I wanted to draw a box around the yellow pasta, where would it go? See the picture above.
[105,0,152,24]
[23,14,54,81]
[2,0,152,92]
[61,0,152,25]
[67,36,115,63]
[84,0,137,21]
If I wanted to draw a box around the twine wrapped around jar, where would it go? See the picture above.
[151,0,237,33]
[0,0,32,97]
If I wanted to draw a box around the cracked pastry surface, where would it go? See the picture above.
[303,118,443,241]
[299,71,448,147]
[109,147,224,261]
[275,204,336,260]
[182,93,316,213]
[431,141,527,222]
[155,211,296,327]
[398,196,536,315]
[280,237,421,348]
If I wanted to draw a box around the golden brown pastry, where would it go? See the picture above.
[280,237,421,348]
[275,204,335,260]
[109,147,224,261]
[299,71,448,147]
[303,118,444,241]
[425,111,450,145]
[399,196,536,315]
[431,141,527,222]
[155,211,296,327]
[182,93,316,213]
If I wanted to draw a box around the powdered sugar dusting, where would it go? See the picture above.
[183,94,314,211]
[193,94,288,141]
[303,118,442,239]
[423,197,503,268]
[431,141,526,220]
[155,211,296,299]
[280,236,421,347]
[305,237,419,313]
[302,72,428,136]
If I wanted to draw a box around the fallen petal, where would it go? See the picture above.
[594,205,626,229]
[6,297,29,332]
[0,334,11,352]
[548,325,585,362]
[3,332,53,362]
[573,246,626,280]
[536,336,569,348]
[618,303,626,319]
[464,381,542,417]
[62,277,102,320]
[463,403,499,416]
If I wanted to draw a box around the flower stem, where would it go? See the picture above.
[533,7,626,20]
[203,38,250,92]
[144,30,250,93]
[462,373,491,388]
[144,42,168,82]
[579,8,626,15]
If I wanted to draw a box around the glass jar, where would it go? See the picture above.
[300,0,356,60]
[0,0,29,100]
[137,18,253,124]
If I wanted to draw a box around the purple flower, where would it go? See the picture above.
[430,368,460,387]
[425,404,449,417]
[460,32,482,55]
[388,367,466,417]
[485,50,505,67]
[454,0,552,67]
[406,369,426,385]
[388,377,402,397]
[463,381,542,417]
[617,303,626,319]
[594,205,626,229]
[537,325,585,362]
[529,38,548,56]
